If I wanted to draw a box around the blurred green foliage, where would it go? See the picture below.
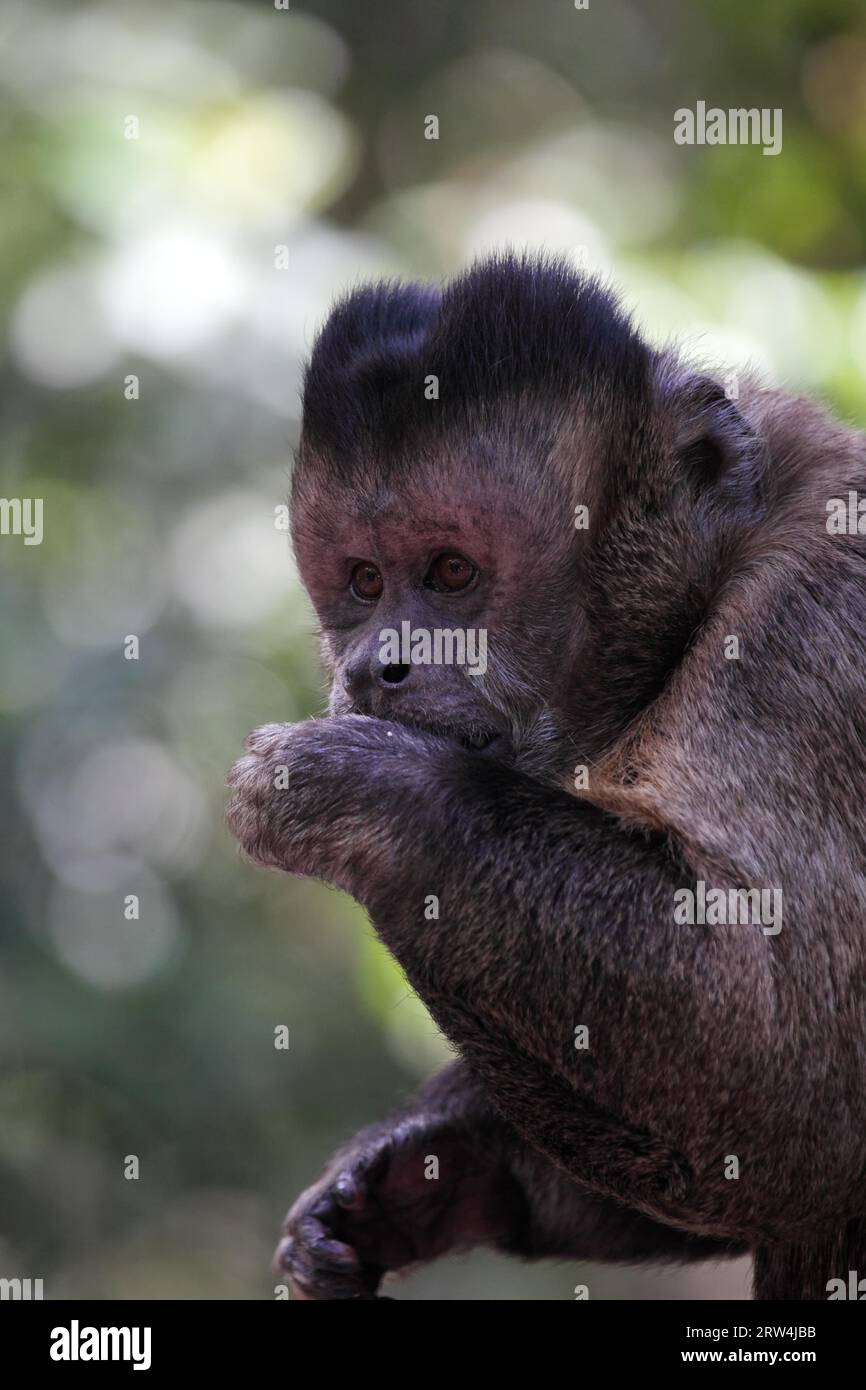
[2,0,863,1299]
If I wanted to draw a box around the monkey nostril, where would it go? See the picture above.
[380,663,411,685]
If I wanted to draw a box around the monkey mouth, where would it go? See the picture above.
[386,712,502,752]
[442,726,513,756]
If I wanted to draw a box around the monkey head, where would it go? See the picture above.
[290,255,766,782]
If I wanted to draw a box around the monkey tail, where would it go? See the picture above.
[753,1217,866,1300]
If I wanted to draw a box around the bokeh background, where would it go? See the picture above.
[2,0,864,1300]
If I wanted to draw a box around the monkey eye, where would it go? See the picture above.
[349,561,383,601]
[425,553,477,593]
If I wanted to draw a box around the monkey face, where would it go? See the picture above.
[289,256,766,785]
[291,467,581,775]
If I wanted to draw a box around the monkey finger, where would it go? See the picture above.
[297,1217,362,1272]
[280,1242,377,1301]
[286,1263,366,1301]
[275,1221,359,1275]
[243,723,292,756]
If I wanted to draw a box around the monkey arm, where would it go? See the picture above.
[228,715,781,1237]
[356,742,777,1235]
[275,1057,744,1298]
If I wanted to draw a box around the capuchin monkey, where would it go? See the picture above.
[226,254,866,1301]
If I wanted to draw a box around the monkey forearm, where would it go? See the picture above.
[367,754,769,1076]
[275,1055,742,1296]
[362,756,782,1227]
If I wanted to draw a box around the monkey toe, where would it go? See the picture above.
[332,1170,368,1211]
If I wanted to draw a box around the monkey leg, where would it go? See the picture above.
[276,1061,744,1299]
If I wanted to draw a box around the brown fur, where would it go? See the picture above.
[228,258,866,1300]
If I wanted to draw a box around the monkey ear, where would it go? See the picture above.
[666,374,766,519]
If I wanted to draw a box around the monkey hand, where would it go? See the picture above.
[226,715,451,892]
[273,1110,521,1300]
